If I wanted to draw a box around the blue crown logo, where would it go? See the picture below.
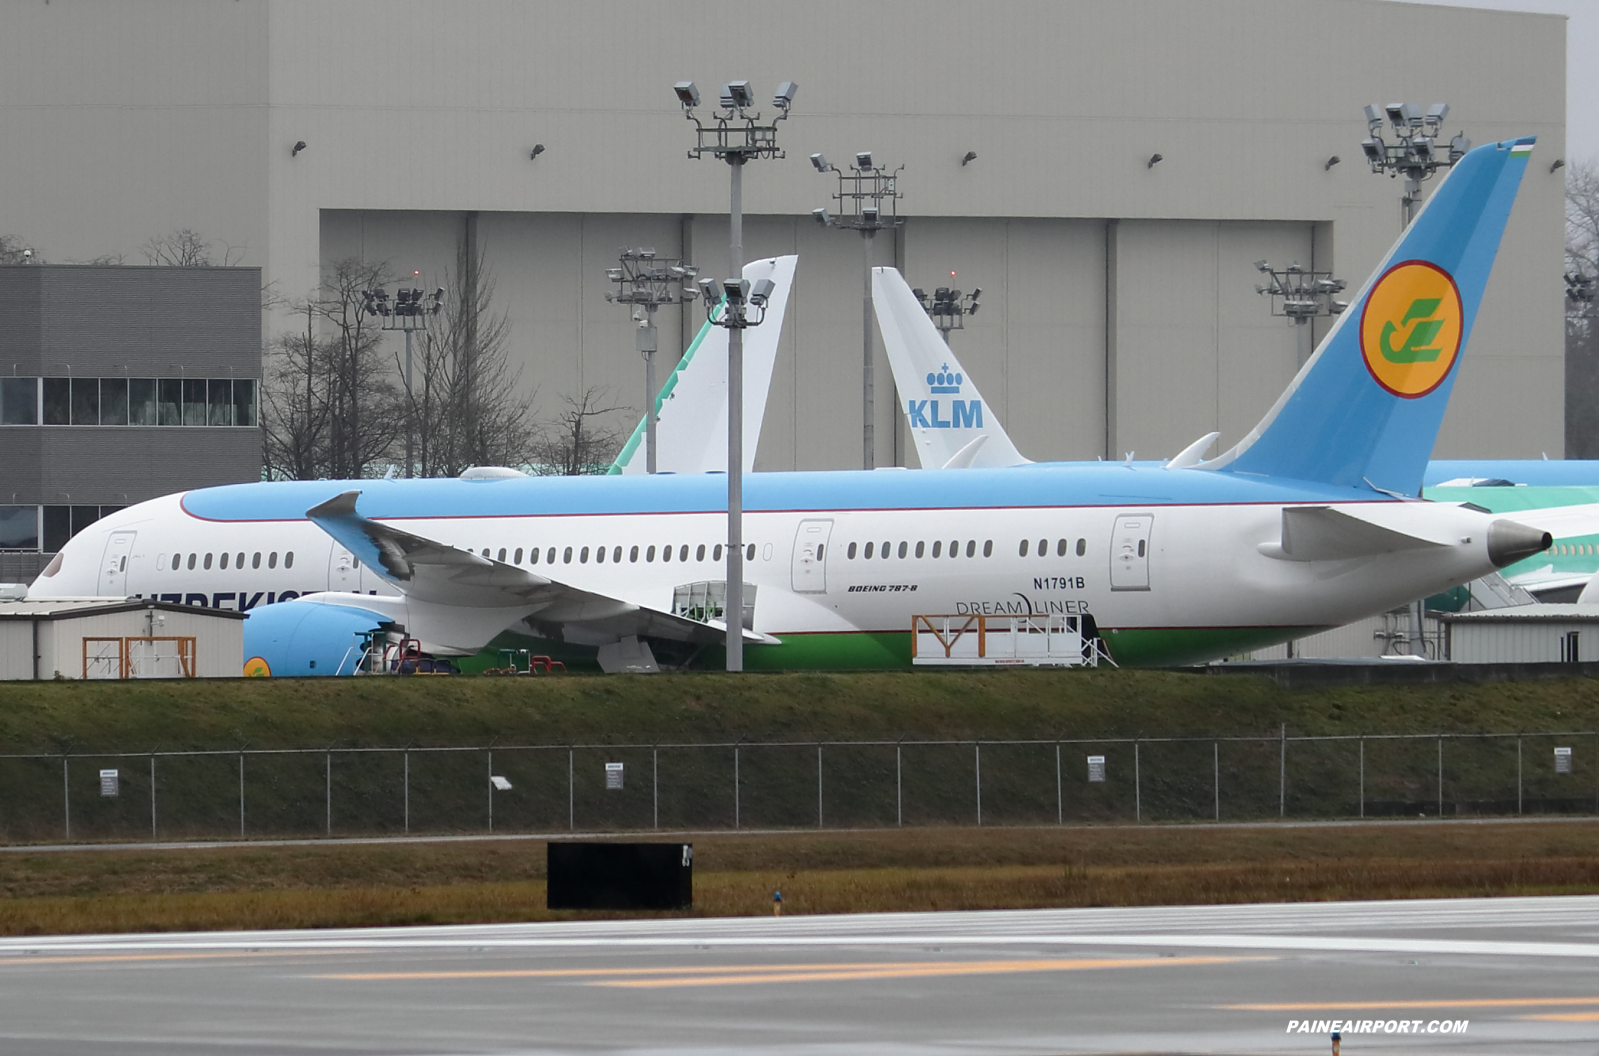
[926,364,963,394]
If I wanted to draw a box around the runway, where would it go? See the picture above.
[3,897,1599,1055]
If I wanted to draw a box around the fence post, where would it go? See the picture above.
[403,750,409,834]
[1517,737,1522,816]
[1359,737,1365,819]
[62,756,69,840]
[149,754,157,839]
[653,747,659,830]
[734,746,740,830]
[1278,724,1286,818]
[896,743,902,827]
[239,751,246,837]
[568,748,574,831]
[1437,737,1443,817]
[1134,741,1141,822]
[487,750,494,834]
[1213,742,1219,822]
[975,743,982,826]
[816,744,823,829]
[325,752,332,836]
[1056,743,1063,825]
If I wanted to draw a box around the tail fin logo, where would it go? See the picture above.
[1360,260,1463,398]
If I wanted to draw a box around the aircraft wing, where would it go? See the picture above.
[305,490,776,649]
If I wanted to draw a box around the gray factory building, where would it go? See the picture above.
[0,265,262,580]
[0,1,1569,480]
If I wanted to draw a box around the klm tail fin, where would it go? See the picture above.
[610,255,797,475]
[872,266,1030,468]
[1207,138,1534,496]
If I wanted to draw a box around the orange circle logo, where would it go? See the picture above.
[1359,260,1463,399]
[243,656,272,677]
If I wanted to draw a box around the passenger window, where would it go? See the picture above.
[285,552,294,569]
[612,546,622,563]
[1137,540,1146,557]
[817,544,824,561]
[498,548,507,562]
[1057,539,1067,557]
[547,547,557,564]
[236,551,245,568]
[967,540,977,558]
[913,541,923,558]
[563,546,573,564]
[581,546,590,563]
[714,544,724,561]
[481,548,490,558]
[696,544,706,561]
[252,552,261,569]
[187,553,196,570]
[268,552,277,569]
[596,546,605,563]
[647,545,656,562]
[679,544,689,562]
[898,541,907,559]
[984,540,993,558]
[530,547,540,564]
[950,540,959,558]
[220,552,229,570]
[630,545,639,563]
[1076,538,1087,556]
[1037,538,1046,557]
[514,548,523,564]
[747,543,755,561]
[663,545,673,563]
[1019,539,1029,557]
[864,542,874,559]
[881,541,890,559]
[848,542,858,559]
[932,540,942,558]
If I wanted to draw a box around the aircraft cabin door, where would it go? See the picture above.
[328,544,363,593]
[791,519,834,593]
[98,531,136,596]
[1109,513,1153,591]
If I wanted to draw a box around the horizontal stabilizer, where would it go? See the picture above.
[1260,505,1451,562]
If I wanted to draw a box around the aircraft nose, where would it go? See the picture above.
[1487,519,1553,568]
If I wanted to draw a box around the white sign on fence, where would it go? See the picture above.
[490,776,512,791]
[606,762,625,790]
[1087,755,1106,783]
[1556,747,1573,774]
[99,769,119,797]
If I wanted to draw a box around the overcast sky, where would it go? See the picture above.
[1396,0,1596,161]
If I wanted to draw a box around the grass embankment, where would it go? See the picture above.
[3,823,1599,935]
[4,668,1599,752]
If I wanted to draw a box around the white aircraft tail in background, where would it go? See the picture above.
[611,255,796,475]
[871,266,1029,469]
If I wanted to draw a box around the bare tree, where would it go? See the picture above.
[530,387,630,476]
[260,258,405,480]
[141,228,243,267]
[409,238,539,476]
[1564,158,1599,456]
[0,235,41,264]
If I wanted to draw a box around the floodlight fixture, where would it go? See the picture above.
[697,277,718,302]
[1385,103,1406,129]
[862,205,879,223]
[1426,102,1449,126]
[1410,137,1434,162]
[1254,258,1349,365]
[674,81,700,108]
[1325,155,1341,171]
[1253,259,1270,272]
[291,140,307,157]
[1147,153,1163,168]
[530,144,545,159]
[606,268,624,281]
[722,277,750,303]
[1449,134,1471,164]
[812,207,831,225]
[1365,104,1384,134]
[749,277,776,306]
[811,152,831,172]
[773,81,798,111]
[856,150,873,170]
[722,80,755,110]
[1362,138,1384,167]
[1360,102,1468,226]
[961,151,978,165]
[1552,158,1566,173]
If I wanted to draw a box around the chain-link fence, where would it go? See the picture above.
[2,732,1596,843]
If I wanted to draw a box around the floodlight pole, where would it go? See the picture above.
[679,79,794,673]
[813,155,904,469]
[364,284,443,478]
[914,284,982,345]
[1359,103,1469,230]
[605,249,699,475]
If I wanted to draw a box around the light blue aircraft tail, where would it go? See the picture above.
[1208,137,1534,496]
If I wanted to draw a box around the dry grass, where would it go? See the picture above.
[2,820,1599,935]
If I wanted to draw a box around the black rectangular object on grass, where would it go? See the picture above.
[547,842,692,910]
